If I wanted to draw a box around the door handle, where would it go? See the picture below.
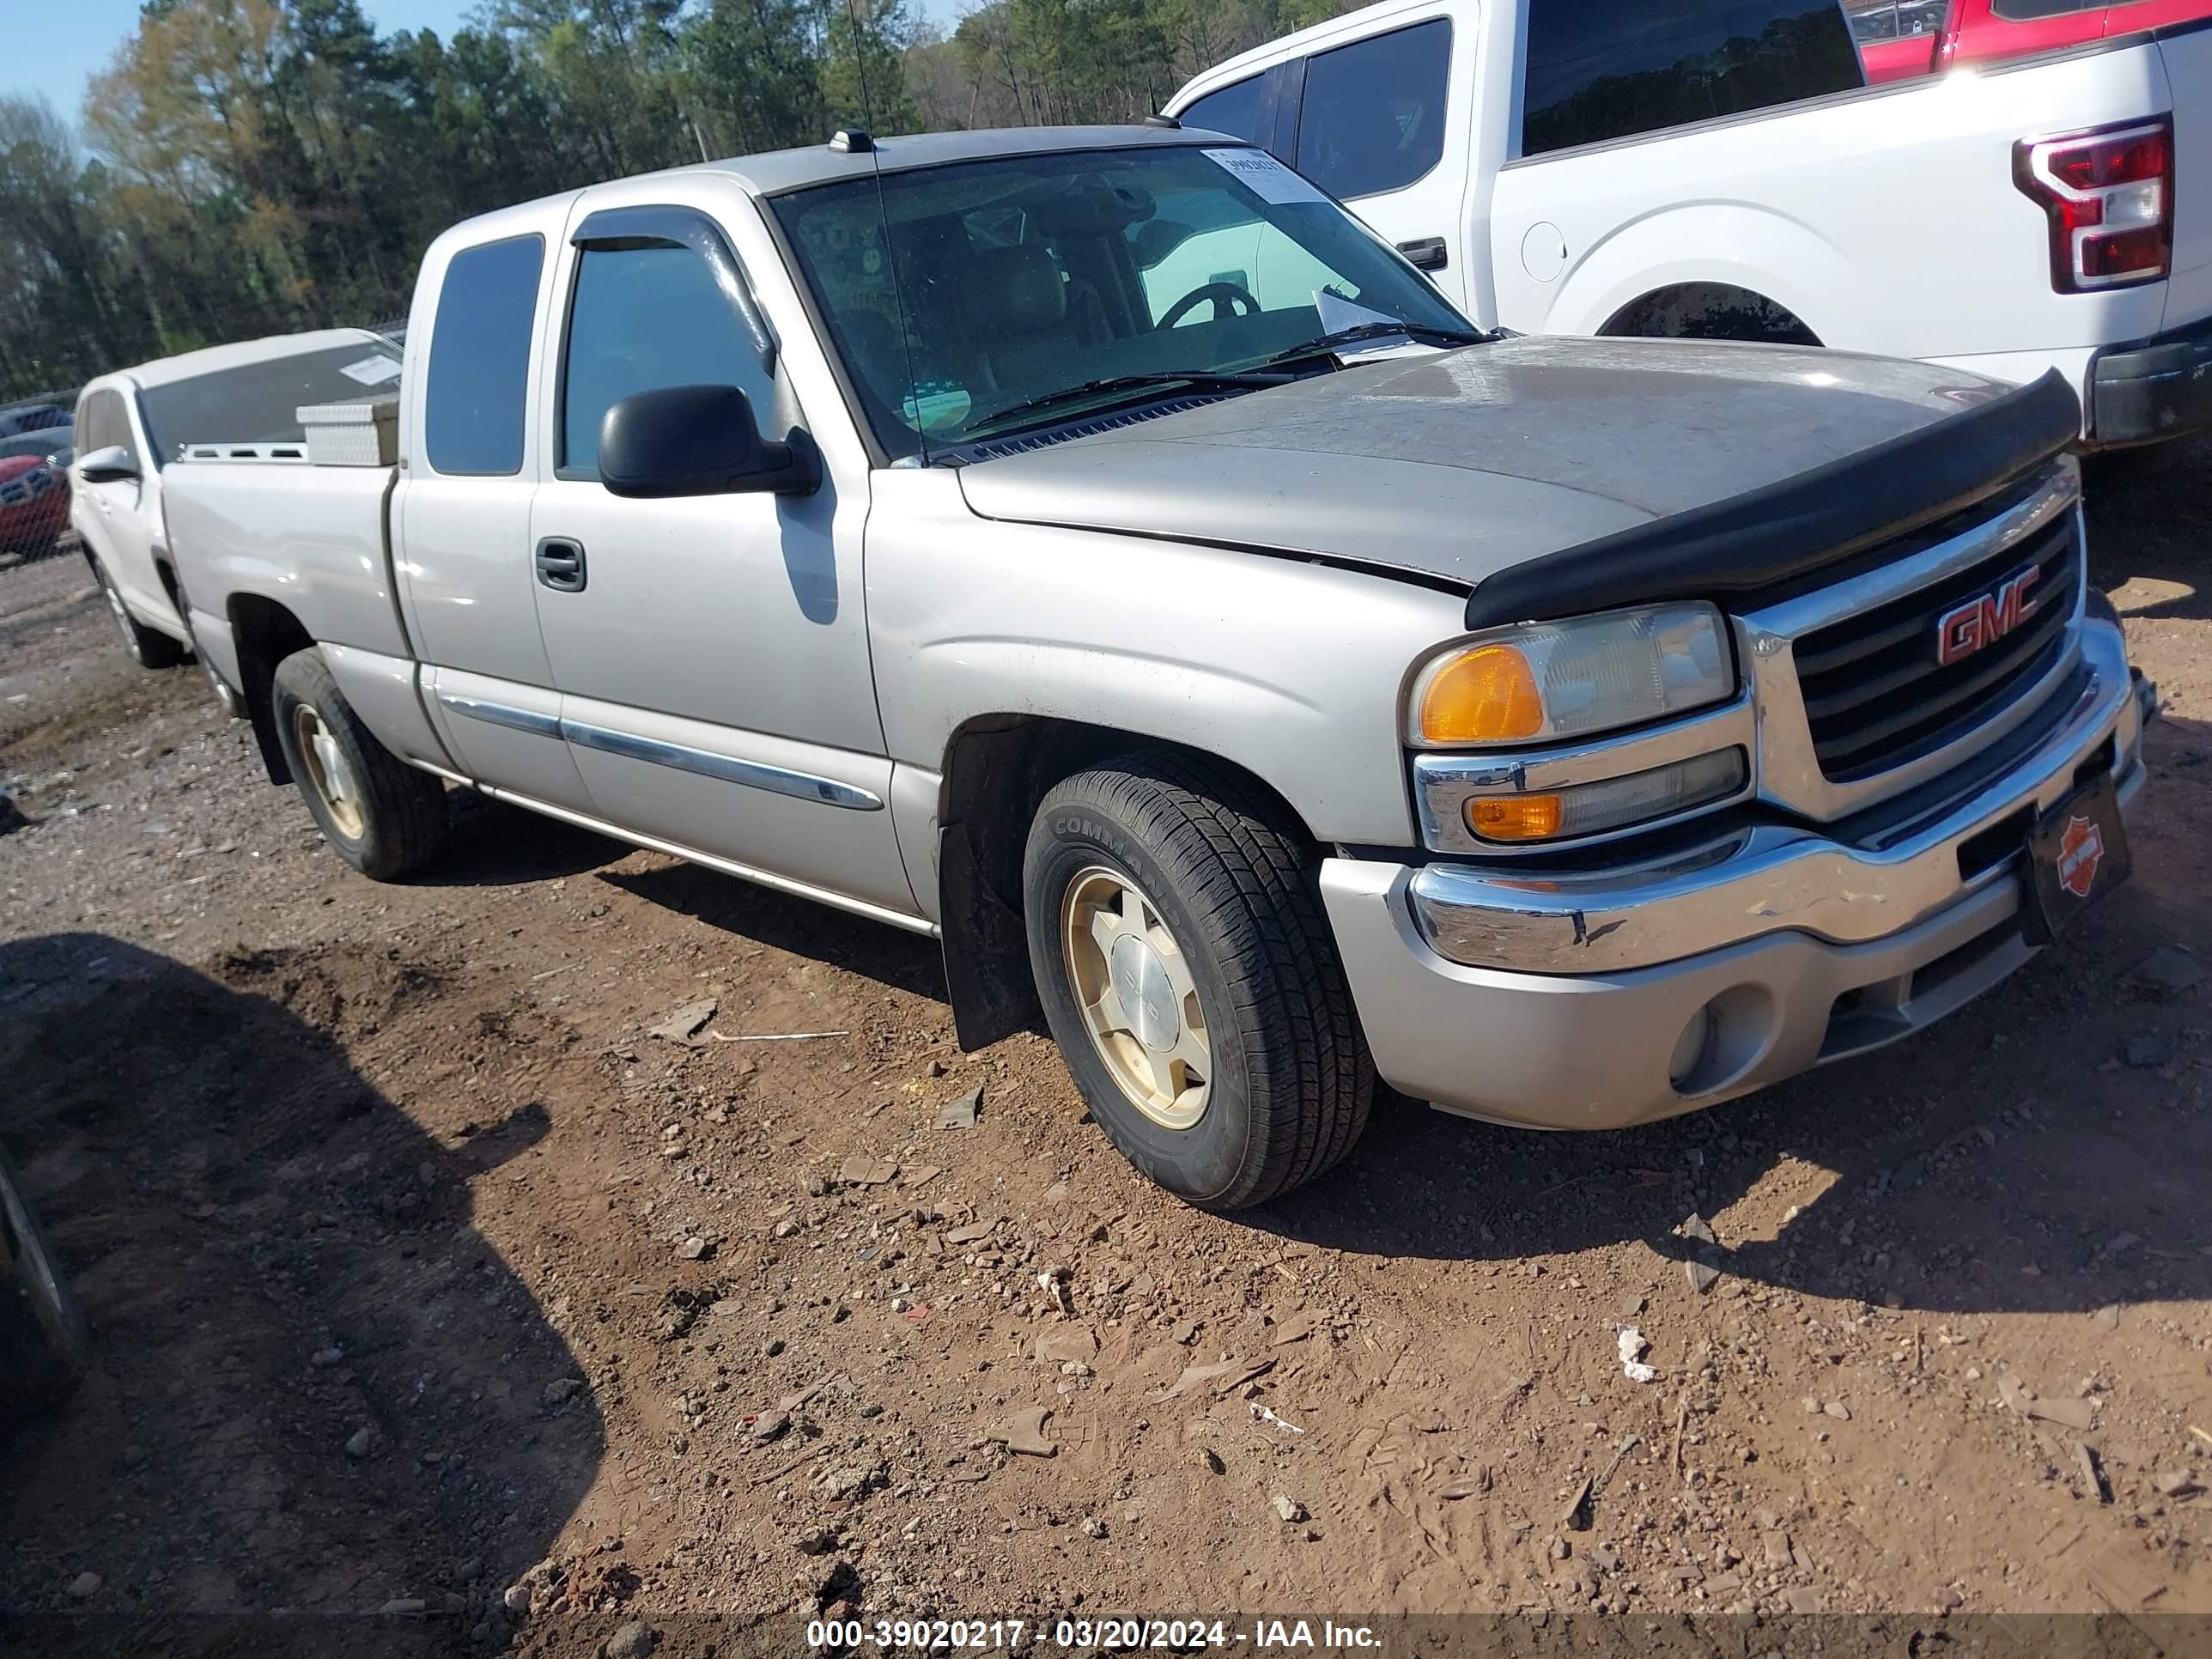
[1396,237,1449,272]
[534,537,586,593]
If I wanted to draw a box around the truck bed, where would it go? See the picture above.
[162,457,408,697]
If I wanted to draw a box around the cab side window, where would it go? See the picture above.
[423,234,545,477]
[1180,75,1265,143]
[1844,0,1902,42]
[1522,0,1864,158]
[557,239,778,479]
[1292,20,1454,199]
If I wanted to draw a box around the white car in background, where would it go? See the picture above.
[70,330,403,668]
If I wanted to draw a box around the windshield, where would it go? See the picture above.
[770,143,1474,458]
[138,341,403,466]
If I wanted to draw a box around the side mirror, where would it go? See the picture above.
[598,384,818,500]
[77,445,139,484]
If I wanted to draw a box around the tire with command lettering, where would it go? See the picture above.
[1022,750,1373,1210]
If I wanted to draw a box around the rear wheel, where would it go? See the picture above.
[89,555,186,669]
[270,647,450,879]
[1024,751,1373,1210]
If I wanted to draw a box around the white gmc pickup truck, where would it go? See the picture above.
[1167,0,2212,447]
[164,126,2150,1209]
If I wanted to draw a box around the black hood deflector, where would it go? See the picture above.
[1462,371,2082,629]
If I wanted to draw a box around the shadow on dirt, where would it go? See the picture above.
[601,859,945,1000]
[393,795,953,1001]
[0,933,602,1651]
[2084,435,2212,623]
[1250,708,2212,1318]
[407,794,634,889]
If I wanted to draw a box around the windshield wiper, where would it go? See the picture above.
[1260,320,1492,368]
[962,370,1293,439]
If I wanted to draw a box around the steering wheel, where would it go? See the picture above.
[1156,281,1262,329]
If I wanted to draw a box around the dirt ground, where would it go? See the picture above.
[2,443,2210,1653]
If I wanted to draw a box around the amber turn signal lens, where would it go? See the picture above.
[1419,645,1543,743]
[1467,794,1563,841]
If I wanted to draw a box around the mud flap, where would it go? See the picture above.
[938,819,1040,1051]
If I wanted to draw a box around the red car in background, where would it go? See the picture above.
[1850,0,2212,84]
[0,427,74,562]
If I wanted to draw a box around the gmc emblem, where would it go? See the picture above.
[1936,567,2041,666]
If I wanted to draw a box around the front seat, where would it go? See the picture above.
[962,246,1109,396]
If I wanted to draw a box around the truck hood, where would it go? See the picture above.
[953,335,2014,590]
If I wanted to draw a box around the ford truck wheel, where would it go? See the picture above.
[90,556,185,670]
[1023,752,1373,1210]
[270,647,450,880]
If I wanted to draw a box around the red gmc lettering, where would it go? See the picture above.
[1936,567,2041,667]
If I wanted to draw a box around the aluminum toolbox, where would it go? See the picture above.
[295,396,398,466]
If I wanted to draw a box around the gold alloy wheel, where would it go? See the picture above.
[1060,865,1212,1130]
[292,703,367,841]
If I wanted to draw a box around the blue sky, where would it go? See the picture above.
[6,1,483,114]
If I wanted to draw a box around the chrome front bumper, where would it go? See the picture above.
[1321,616,2146,1132]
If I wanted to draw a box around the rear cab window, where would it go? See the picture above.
[1293,19,1454,198]
[1521,0,1866,158]
[423,235,546,477]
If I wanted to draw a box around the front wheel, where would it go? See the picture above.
[90,556,186,669]
[1023,752,1373,1210]
[270,647,451,880]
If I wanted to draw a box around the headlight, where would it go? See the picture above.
[1411,603,1733,746]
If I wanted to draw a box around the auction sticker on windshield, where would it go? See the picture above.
[1204,148,1327,206]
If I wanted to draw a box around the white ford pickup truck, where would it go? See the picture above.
[165,125,2151,1209]
[1166,0,2212,447]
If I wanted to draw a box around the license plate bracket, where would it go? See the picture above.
[2021,770,2130,945]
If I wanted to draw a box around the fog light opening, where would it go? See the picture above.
[1667,984,1778,1097]
[1668,1005,1717,1090]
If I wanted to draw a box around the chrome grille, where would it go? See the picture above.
[1792,512,2081,783]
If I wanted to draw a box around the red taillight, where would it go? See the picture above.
[2014,118,2173,295]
